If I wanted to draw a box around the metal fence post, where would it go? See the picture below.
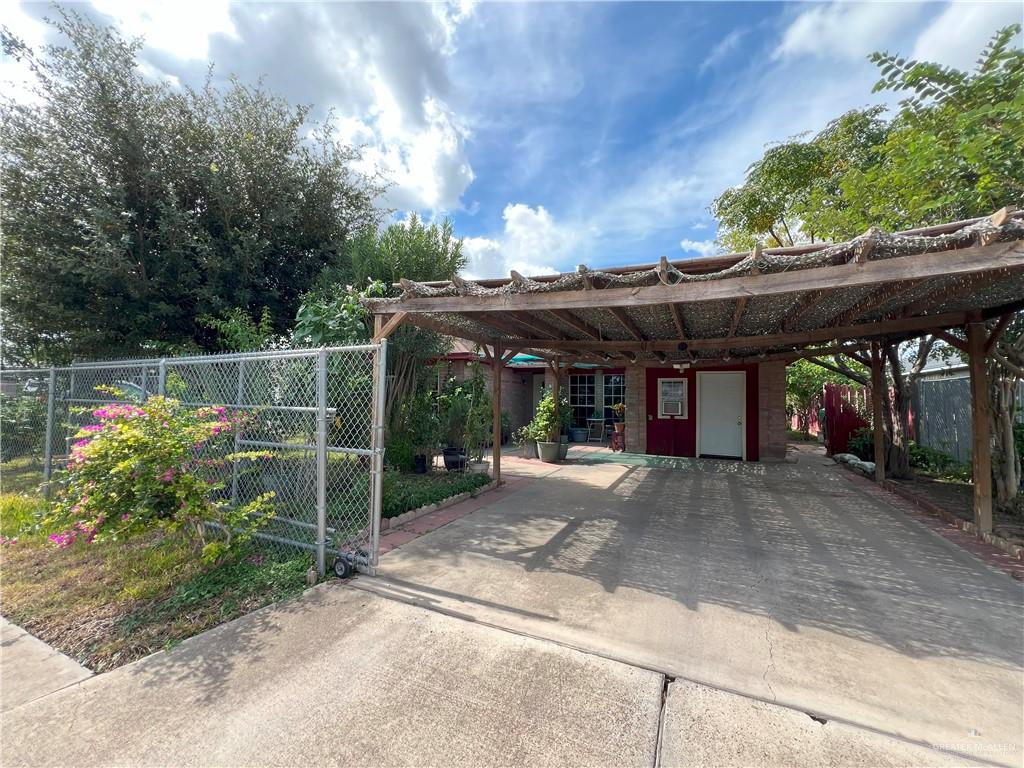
[315,349,328,577]
[231,360,244,506]
[157,358,167,396]
[369,339,388,570]
[42,366,56,500]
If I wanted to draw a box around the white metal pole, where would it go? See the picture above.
[157,358,167,396]
[42,366,56,500]
[369,339,388,570]
[315,349,328,577]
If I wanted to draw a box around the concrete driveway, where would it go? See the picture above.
[359,448,1024,766]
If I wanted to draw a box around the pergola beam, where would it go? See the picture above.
[391,309,983,353]
[380,241,1022,315]
[503,312,567,339]
[372,312,408,341]
[900,269,1011,318]
[546,309,602,339]
[608,307,646,341]
[669,303,687,340]
[829,281,919,327]
[728,297,749,338]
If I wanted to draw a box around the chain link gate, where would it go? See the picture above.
[0,343,387,576]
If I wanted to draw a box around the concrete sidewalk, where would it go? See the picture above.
[0,584,663,767]
[1,617,91,712]
[1,582,979,768]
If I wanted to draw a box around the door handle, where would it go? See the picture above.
[737,418,743,425]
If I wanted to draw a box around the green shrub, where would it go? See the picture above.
[846,427,874,461]
[381,471,490,518]
[385,428,415,472]
[0,394,47,462]
[48,391,275,562]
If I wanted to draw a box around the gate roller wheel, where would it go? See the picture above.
[333,558,351,579]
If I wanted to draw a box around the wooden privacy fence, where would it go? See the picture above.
[823,383,870,456]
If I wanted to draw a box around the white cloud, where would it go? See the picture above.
[774,2,925,60]
[90,0,237,60]
[679,239,720,258]
[462,203,567,279]
[700,29,745,74]
[912,1,1023,71]
[10,0,479,215]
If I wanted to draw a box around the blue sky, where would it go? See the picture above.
[5,1,1021,278]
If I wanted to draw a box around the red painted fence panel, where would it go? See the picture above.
[823,383,870,456]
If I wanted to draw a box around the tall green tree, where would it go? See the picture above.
[1,10,382,364]
[710,108,888,250]
[293,216,464,426]
[711,25,1023,496]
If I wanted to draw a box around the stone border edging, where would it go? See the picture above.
[837,462,1023,562]
[879,478,1023,561]
[379,479,500,531]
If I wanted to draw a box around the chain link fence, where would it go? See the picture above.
[913,374,1024,463]
[0,344,387,575]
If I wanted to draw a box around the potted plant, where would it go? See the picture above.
[406,391,441,474]
[513,426,537,459]
[558,394,572,460]
[569,415,588,443]
[611,402,626,433]
[530,388,562,463]
[439,378,469,472]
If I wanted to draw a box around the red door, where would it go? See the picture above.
[645,368,695,457]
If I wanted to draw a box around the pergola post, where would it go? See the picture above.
[966,320,993,533]
[870,342,886,483]
[491,342,503,485]
[550,357,561,441]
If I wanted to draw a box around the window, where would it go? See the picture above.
[658,378,687,419]
[569,374,596,427]
[603,374,625,421]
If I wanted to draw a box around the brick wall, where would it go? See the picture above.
[758,361,788,461]
[625,366,646,454]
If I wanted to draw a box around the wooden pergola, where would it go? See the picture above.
[367,209,1024,533]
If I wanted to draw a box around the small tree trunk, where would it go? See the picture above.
[990,365,1020,510]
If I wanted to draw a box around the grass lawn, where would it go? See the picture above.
[0,494,313,672]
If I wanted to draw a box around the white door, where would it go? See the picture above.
[698,372,745,459]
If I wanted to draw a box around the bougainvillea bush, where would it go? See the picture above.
[48,390,275,562]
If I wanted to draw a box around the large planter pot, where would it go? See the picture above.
[537,441,560,463]
[558,434,569,460]
[442,448,466,472]
[522,439,538,459]
[613,422,625,433]
[569,427,588,442]
[413,454,428,474]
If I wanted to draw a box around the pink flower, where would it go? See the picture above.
[159,468,175,483]
[121,513,131,521]
[48,531,75,548]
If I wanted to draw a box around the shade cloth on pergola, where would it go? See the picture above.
[366,208,1024,535]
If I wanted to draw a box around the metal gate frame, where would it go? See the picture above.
[1,342,387,577]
